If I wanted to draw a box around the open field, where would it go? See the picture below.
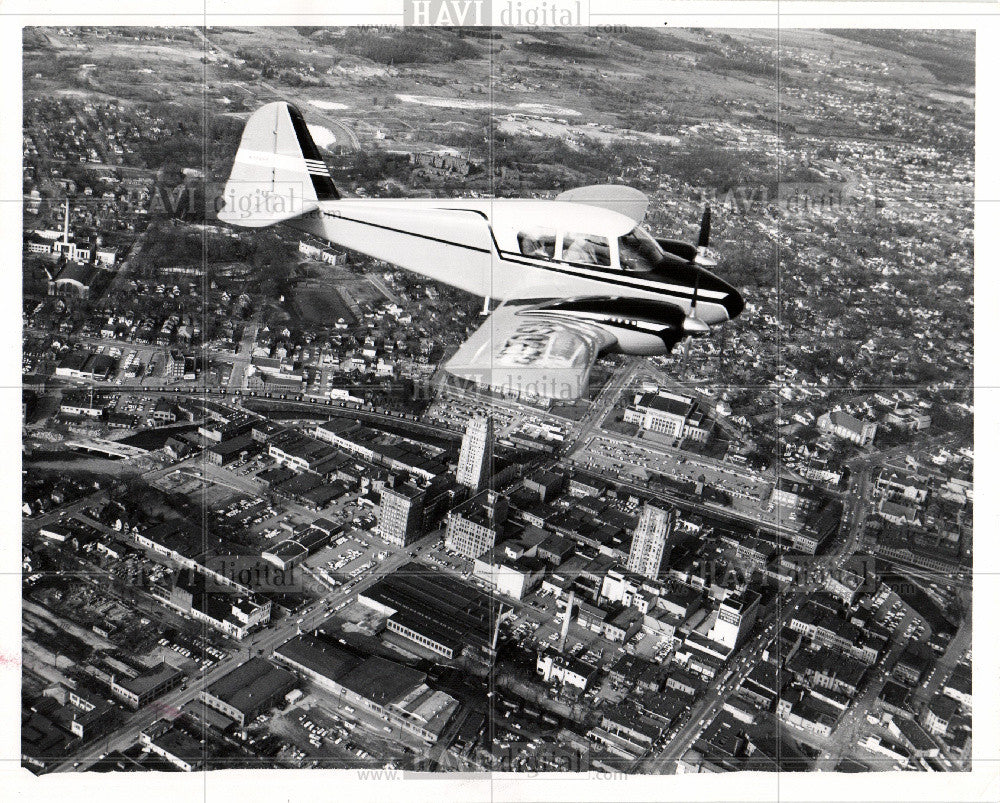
[290,282,354,327]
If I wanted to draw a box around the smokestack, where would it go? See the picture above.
[491,603,504,655]
[558,589,574,653]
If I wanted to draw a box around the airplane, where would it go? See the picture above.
[218,101,744,399]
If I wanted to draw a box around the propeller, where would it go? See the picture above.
[678,206,714,378]
[683,225,711,339]
[682,269,710,337]
[694,205,717,267]
[698,206,711,248]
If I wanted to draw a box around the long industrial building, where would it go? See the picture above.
[273,634,459,742]
[358,565,499,660]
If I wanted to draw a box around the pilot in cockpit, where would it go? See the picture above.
[618,226,663,272]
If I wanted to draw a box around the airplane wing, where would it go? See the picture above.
[555,184,649,225]
[444,300,617,400]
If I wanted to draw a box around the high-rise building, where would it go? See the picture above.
[707,590,761,652]
[445,490,508,559]
[377,481,426,548]
[626,504,672,580]
[457,415,493,492]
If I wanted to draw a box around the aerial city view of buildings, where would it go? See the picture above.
[21,26,972,775]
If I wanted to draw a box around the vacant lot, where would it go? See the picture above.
[290,281,354,327]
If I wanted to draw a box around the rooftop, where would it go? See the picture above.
[115,661,182,697]
[634,392,696,419]
[203,657,296,718]
[274,633,361,682]
[338,656,427,707]
[363,564,498,652]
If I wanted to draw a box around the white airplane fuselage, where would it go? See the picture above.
[290,197,743,334]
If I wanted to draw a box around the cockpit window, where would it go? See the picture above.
[518,228,557,259]
[561,232,611,267]
[618,226,663,272]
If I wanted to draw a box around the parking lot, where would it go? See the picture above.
[424,395,568,445]
[265,704,383,767]
[296,691,426,763]
[420,539,475,579]
[151,633,228,675]
[306,527,392,589]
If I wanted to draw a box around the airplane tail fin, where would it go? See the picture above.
[218,101,339,228]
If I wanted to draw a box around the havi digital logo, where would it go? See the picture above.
[404,0,491,26]
[404,1,587,26]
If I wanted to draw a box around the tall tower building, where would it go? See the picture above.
[444,489,508,559]
[626,504,672,580]
[377,481,426,548]
[456,415,493,492]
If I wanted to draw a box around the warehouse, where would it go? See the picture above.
[199,657,297,727]
[273,634,459,742]
[359,566,497,660]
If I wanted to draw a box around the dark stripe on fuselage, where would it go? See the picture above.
[318,209,713,306]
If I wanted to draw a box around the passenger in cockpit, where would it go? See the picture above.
[562,233,611,266]
[517,229,556,259]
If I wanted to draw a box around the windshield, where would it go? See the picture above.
[618,226,663,272]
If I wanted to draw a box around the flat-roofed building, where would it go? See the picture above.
[138,721,204,772]
[942,663,971,708]
[199,657,296,727]
[536,650,598,691]
[444,489,508,559]
[273,634,458,742]
[166,576,272,641]
[788,601,883,665]
[110,661,184,710]
[523,469,565,502]
[337,657,459,742]
[770,479,820,515]
[456,415,492,491]
[273,633,361,692]
[873,468,930,504]
[206,434,260,467]
[922,695,960,736]
[268,430,335,473]
[359,566,498,660]
[624,392,710,442]
[776,692,840,737]
[626,504,673,580]
[314,418,447,481]
[597,700,665,754]
[786,647,867,697]
[378,481,425,547]
[707,589,760,652]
